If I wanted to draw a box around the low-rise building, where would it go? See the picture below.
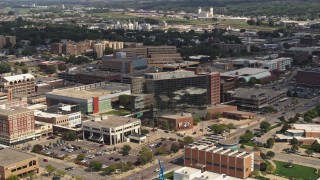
[34,104,81,128]
[82,115,141,145]
[174,167,254,180]
[220,68,272,84]
[46,82,131,114]
[297,68,320,87]
[0,148,39,180]
[0,74,35,95]
[184,143,256,179]
[230,87,287,109]
[38,61,65,71]
[159,113,193,131]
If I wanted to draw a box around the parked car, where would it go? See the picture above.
[43,159,48,162]
[114,158,120,161]
[109,157,114,160]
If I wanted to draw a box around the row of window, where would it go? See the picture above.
[10,160,37,172]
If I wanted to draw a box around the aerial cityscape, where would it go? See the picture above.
[0,0,320,180]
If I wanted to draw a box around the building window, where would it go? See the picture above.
[246,168,248,172]
[237,168,243,171]
[206,161,212,165]
[29,161,33,166]
[33,160,36,165]
[214,163,219,167]
[229,166,235,170]
[221,165,227,168]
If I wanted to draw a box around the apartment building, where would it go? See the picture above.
[258,57,293,71]
[184,144,254,179]
[0,74,35,95]
[94,43,105,59]
[206,72,220,105]
[0,148,39,180]
[82,115,141,145]
[0,107,35,146]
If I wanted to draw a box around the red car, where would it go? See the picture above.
[99,144,105,147]
[43,159,48,162]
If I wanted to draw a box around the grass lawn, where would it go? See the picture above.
[273,160,318,180]
[241,141,255,146]
[104,110,131,116]
[300,145,312,150]
[164,171,174,180]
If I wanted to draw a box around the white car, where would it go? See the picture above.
[149,144,155,147]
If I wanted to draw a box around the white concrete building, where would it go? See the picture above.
[82,115,142,145]
[174,167,253,180]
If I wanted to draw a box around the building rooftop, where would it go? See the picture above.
[38,61,65,65]
[221,68,269,77]
[144,70,202,80]
[160,113,193,119]
[83,115,140,128]
[162,61,200,69]
[0,148,37,166]
[299,68,320,73]
[292,123,320,132]
[47,82,130,100]
[232,88,286,100]
[2,73,34,83]
[0,107,32,116]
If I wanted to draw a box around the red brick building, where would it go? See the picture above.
[159,113,193,131]
[206,72,220,105]
[0,107,35,146]
[184,144,254,179]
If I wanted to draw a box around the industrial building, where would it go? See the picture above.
[82,115,142,145]
[0,148,39,180]
[46,82,131,114]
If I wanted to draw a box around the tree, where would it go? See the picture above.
[76,154,85,161]
[0,63,11,74]
[62,131,78,141]
[141,129,149,135]
[192,115,201,125]
[260,121,271,132]
[205,112,211,120]
[266,138,275,148]
[240,144,245,149]
[266,151,275,158]
[161,121,170,130]
[6,176,19,180]
[291,144,299,151]
[103,165,116,175]
[304,116,313,123]
[183,136,194,145]
[89,161,102,171]
[155,146,168,156]
[252,170,260,177]
[253,146,261,151]
[239,130,254,143]
[290,138,298,145]
[137,146,153,165]
[266,164,275,173]
[58,64,67,71]
[118,94,131,108]
[171,143,180,153]
[47,66,56,74]
[121,145,132,156]
[45,164,56,176]
[7,11,14,16]
[283,42,290,49]
[21,67,28,74]
[280,123,290,133]
[32,144,43,153]
[305,149,314,156]
[214,112,222,119]
[278,116,286,122]
[55,170,66,177]
[311,141,320,152]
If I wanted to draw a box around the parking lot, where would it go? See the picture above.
[42,142,83,159]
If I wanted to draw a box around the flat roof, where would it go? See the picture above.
[160,113,193,119]
[83,115,140,128]
[144,70,201,80]
[232,88,286,100]
[48,88,112,99]
[0,148,37,166]
[221,68,269,77]
[2,73,34,82]
[0,107,32,116]
[292,124,320,132]
[162,61,199,69]
[223,110,256,116]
